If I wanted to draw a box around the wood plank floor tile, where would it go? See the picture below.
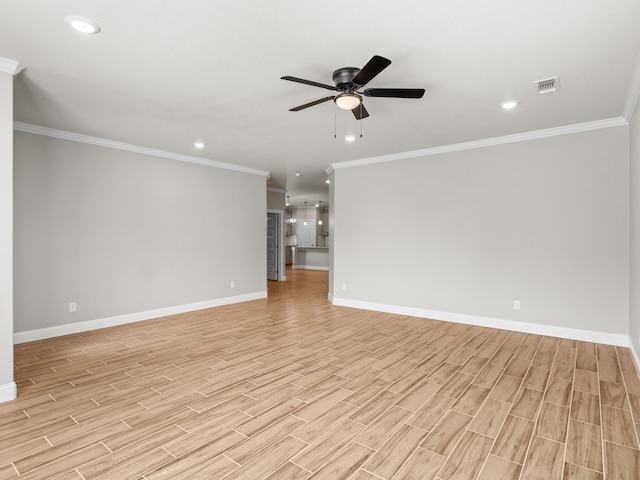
[0,464,17,479]
[17,443,111,480]
[576,354,598,372]
[292,387,351,423]
[599,362,623,384]
[491,414,535,464]
[563,462,603,480]
[544,377,573,406]
[522,367,550,391]
[551,360,575,381]
[604,441,640,480]
[395,381,440,411]
[574,369,600,394]
[477,454,522,480]
[450,383,491,417]
[520,435,564,480]
[0,436,51,469]
[629,394,640,421]
[438,430,494,480]
[226,415,305,465]
[222,435,306,480]
[421,411,472,457]
[262,461,311,480]
[362,424,428,479]
[535,401,569,442]
[600,380,629,409]
[146,453,240,480]
[468,398,511,438]
[353,406,412,450]
[601,406,639,449]
[292,418,363,472]
[307,441,373,480]
[392,447,446,480]
[570,390,601,426]
[235,398,304,437]
[3,270,639,479]
[472,362,504,389]
[565,420,603,472]
[407,394,456,432]
[488,374,522,403]
[504,358,531,378]
[347,390,401,426]
[290,401,354,444]
[342,378,392,407]
[510,387,544,421]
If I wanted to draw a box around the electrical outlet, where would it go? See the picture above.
[230,281,235,289]
[69,302,77,312]
[513,300,521,310]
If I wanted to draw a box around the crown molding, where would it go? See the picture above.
[623,47,640,122]
[267,187,286,193]
[13,122,271,177]
[331,117,627,171]
[0,57,25,75]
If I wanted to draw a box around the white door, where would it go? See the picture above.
[267,212,279,280]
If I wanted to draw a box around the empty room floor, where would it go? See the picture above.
[2,269,640,479]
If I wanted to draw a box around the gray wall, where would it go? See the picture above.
[14,132,267,333]
[0,73,14,395]
[630,102,640,354]
[333,126,630,336]
[267,189,285,211]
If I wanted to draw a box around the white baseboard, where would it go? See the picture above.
[14,291,267,344]
[292,265,329,271]
[0,382,17,403]
[331,297,630,347]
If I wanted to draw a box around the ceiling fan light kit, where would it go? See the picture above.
[334,93,362,110]
[282,55,425,120]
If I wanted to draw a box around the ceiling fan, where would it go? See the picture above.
[281,55,425,120]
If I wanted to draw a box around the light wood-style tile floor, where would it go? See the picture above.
[2,268,640,479]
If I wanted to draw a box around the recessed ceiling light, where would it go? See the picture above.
[325,179,330,184]
[193,142,205,149]
[295,172,301,177]
[344,135,356,142]
[65,15,101,34]
[501,100,519,110]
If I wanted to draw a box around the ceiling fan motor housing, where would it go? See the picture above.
[332,67,361,90]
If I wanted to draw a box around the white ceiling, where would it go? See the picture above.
[2,0,639,206]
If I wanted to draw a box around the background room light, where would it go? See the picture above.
[334,93,362,110]
[344,135,356,142]
[193,142,205,148]
[501,100,519,110]
[65,15,101,34]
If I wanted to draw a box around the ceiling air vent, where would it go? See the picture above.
[534,76,560,95]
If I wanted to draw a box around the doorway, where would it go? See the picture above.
[267,210,284,281]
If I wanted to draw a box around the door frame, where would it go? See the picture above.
[267,209,285,281]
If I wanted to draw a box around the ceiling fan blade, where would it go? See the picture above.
[281,76,339,91]
[289,96,336,111]
[352,104,369,120]
[363,88,426,98]
[351,55,392,87]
